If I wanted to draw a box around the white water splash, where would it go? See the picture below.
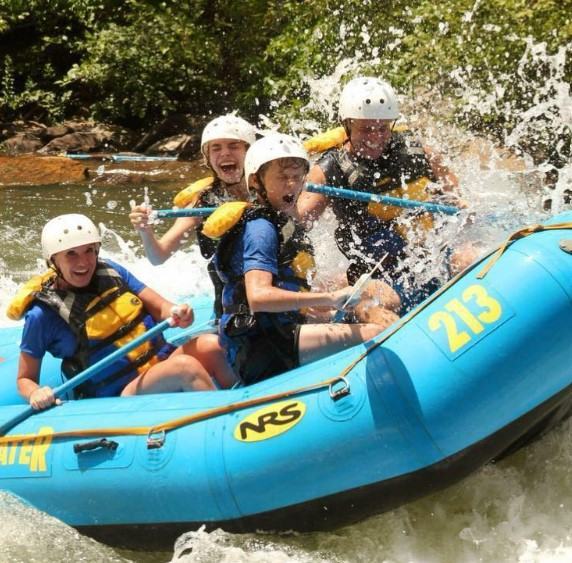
[0,492,130,563]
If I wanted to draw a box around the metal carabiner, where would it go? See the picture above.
[146,429,166,450]
[329,376,351,402]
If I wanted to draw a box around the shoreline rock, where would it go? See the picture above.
[0,115,206,187]
[0,114,202,159]
[0,154,206,187]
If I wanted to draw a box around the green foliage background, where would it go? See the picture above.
[1,0,570,142]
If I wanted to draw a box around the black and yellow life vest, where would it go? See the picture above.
[206,203,315,320]
[318,131,436,245]
[8,262,162,398]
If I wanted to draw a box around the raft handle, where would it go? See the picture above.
[147,429,166,450]
[73,438,119,454]
[329,377,351,401]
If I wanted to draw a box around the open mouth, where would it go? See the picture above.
[282,194,295,204]
[219,163,238,174]
[73,270,90,278]
[364,140,382,150]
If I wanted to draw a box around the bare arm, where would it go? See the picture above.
[138,287,194,328]
[130,205,201,265]
[17,351,58,410]
[424,145,459,192]
[245,269,352,313]
[296,164,329,227]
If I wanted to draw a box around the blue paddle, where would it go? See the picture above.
[306,183,460,216]
[153,207,218,219]
[0,317,175,436]
[153,184,459,219]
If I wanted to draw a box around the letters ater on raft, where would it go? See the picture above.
[0,212,571,547]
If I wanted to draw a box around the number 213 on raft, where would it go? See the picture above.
[425,284,511,357]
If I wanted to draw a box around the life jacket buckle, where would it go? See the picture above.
[146,429,166,449]
[329,376,351,401]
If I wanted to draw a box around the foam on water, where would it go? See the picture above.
[0,492,130,563]
[168,419,572,563]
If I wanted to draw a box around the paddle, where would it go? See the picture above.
[153,207,217,219]
[154,183,460,219]
[0,316,176,436]
[306,183,460,216]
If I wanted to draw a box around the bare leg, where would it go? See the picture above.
[181,334,237,389]
[449,242,480,276]
[121,349,216,396]
[298,323,383,365]
[354,280,401,324]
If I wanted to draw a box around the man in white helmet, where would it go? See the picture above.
[207,134,399,385]
[298,76,475,313]
[129,114,256,265]
[10,214,236,410]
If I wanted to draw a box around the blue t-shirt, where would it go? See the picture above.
[220,217,304,316]
[218,216,305,337]
[20,259,146,361]
[242,217,280,275]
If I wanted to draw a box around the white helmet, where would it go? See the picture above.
[339,76,400,120]
[244,133,310,184]
[41,214,101,260]
[201,114,257,157]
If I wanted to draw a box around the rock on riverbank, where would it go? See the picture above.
[0,115,206,186]
[0,154,205,187]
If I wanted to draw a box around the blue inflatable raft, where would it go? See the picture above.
[0,212,571,546]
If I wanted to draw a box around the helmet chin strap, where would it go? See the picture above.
[342,119,352,143]
[47,258,61,277]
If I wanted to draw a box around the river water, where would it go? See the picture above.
[1,45,572,563]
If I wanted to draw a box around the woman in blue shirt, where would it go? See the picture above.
[13,214,233,410]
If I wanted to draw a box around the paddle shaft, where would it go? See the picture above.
[0,317,174,436]
[306,183,460,216]
[154,208,217,218]
[154,184,459,219]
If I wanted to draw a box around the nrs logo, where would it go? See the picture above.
[234,401,306,442]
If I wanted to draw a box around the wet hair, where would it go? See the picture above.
[258,157,309,180]
[254,157,309,203]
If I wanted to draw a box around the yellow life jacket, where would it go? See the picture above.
[367,176,434,240]
[303,126,348,155]
[202,201,252,240]
[7,269,58,321]
[9,263,162,398]
[331,131,435,242]
[173,176,215,209]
